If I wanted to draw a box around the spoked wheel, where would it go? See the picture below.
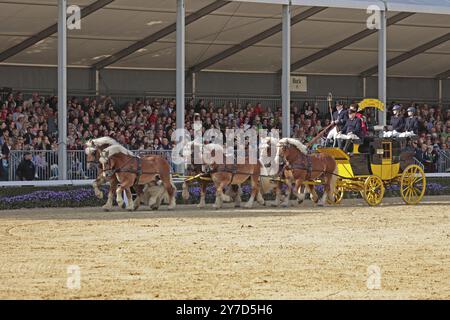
[400,164,426,205]
[327,184,344,205]
[363,176,385,206]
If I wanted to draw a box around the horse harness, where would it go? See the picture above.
[282,154,321,181]
[104,155,156,186]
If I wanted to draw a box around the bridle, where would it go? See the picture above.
[86,146,101,166]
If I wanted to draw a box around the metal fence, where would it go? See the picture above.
[5,149,173,182]
[437,149,450,173]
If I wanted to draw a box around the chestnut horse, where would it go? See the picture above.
[276,138,337,206]
[85,137,165,211]
[181,141,211,208]
[181,141,243,208]
[204,143,264,209]
[85,137,121,211]
[99,145,176,211]
[259,137,291,207]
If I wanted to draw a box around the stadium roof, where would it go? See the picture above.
[0,0,449,78]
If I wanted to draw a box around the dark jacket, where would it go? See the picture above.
[16,159,36,181]
[405,116,419,134]
[341,117,362,138]
[332,109,348,129]
[1,143,11,157]
[390,115,405,132]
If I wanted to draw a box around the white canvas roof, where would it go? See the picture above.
[0,0,448,78]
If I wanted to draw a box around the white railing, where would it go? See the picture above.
[437,149,450,173]
[4,149,173,182]
[1,148,449,188]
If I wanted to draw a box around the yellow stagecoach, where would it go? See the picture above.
[316,99,426,206]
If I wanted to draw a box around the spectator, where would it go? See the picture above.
[422,145,438,173]
[16,152,36,181]
[0,90,449,177]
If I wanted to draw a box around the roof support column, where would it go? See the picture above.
[438,79,443,104]
[176,0,185,132]
[378,7,387,126]
[95,69,100,96]
[363,77,367,98]
[176,0,185,174]
[282,2,291,138]
[192,72,197,99]
[58,0,67,180]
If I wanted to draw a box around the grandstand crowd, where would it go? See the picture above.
[0,90,449,180]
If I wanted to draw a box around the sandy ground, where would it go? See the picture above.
[0,196,449,300]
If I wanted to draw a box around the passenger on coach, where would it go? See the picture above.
[400,107,419,137]
[337,109,362,153]
[326,101,348,146]
[349,105,367,137]
[383,105,405,138]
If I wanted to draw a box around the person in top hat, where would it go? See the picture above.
[400,106,419,137]
[383,104,405,138]
[349,104,367,137]
[326,101,348,146]
[337,109,362,152]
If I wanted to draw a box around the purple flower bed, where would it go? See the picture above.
[0,178,448,210]
[0,187,105,210]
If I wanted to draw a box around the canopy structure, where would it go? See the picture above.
[0,0,449,178]
[0,0,448,77]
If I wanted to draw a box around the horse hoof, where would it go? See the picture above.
[197,204,206,209]
[151,206,159,211]
[298,200,304,205]
[102,208,111,212]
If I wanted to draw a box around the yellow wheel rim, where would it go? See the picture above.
[363,176,385,206]
[327,184,344,205]
[400,164,426,205]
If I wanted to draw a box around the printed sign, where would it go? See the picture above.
[290,76,307,92]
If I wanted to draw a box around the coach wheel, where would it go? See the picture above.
[400,164,426,205]
[363,176,385,206]
[327,184,344,205]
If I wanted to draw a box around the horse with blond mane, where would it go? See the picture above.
[99,144,176,211]
[85,137,165,211]
[201,143,264,209]
[276,138,338,206]
[259,137,292,207]
[85,137,121,210]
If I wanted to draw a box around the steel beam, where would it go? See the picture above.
[58,0,68,180]
[0,0,114,62]
[93,0,230,70]
[436,69,450,79]
[282,4,291,138]
[287,12,413,72]
[378,9,387,126]
[362,32,450,77]
[188,6,326,75]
